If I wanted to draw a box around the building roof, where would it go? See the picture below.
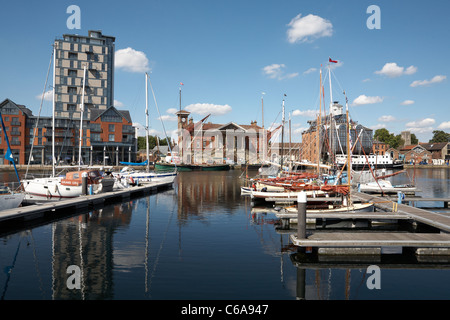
[419,142,448,151]
[90,106,132,123]
[0,99,33,117]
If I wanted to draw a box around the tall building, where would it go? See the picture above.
[301,101,373,164]
[54,30,115,119]
[0,31,136,166]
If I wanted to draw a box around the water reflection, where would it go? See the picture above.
[0,168,449,300]
[51,201,133,299]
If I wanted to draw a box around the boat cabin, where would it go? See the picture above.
[61,170,102,186]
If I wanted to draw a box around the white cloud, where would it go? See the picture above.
[370,124,387,130]
[287,14,333,43]
[262,64,298,80]
[133,122,160,136]
[405,118,436,128]
[166,108,178,114]
[352,95,384,106]
[115,47,150,73]
[303,67,317,75]
[375,63,417,78]
[400,100,415,106]
[114,99,125,108]
[437,121,450,130]
[378,115,396,122]
[36,89,53,101]
[185,103,232,116]
[292,109,318,118]
[294,127,309,134]
[410,75,446,87]
[362,78,371,83]
[407,127,434,134]
[158,115,177,121]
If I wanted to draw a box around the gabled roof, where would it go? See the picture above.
[90,106,132,123]
[0,98,33,117]
[419,142,448,151]
[217,122,247,131]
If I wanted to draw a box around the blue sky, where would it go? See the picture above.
[0,0,449,143]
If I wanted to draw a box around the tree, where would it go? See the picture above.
[429,130,450,143]
[373,128,404,149]
[411,133,418,145]
[137,135,171,150]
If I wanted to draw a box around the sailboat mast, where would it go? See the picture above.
[261,92,265,128]
[145,73,150,173]
[280,95,285,172]
[52,44,56,177]
[317,69,322,175]
[329,65,333,107]
[345,92,352,203]
[78,65,86,169]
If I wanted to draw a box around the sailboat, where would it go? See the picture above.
[0,111,25,210]
[23,52,114,202]
[113,73,177,185]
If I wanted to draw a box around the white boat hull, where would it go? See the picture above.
[0,192,25,210]
[358,180,416,194]
[23,176,114,200]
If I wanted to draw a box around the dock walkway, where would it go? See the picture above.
[0,180,172,224]
[289,191,450,254]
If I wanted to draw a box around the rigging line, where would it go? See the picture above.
[1,239,21,300]
[147,196,177,296]
[29,231,46,299]
[26,47,54,179]
[147,74,174,159]
[330,68,345,100]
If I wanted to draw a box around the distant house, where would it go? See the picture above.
[270,142,302,162]
[399,144,432,164]
[372,140,389,155]
[419,142,449,161]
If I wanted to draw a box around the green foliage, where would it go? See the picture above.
[373,128,404,149]
[429,130,450,143]
[411,133,418,145]
[137,135,169,150]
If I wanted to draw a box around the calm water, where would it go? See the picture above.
[0,168,450,301]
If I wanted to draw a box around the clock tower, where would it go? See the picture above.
[176,110,191,162]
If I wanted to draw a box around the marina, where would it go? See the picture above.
[1,1,450,306]
[1,168,450,300]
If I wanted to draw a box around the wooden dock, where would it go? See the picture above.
[0,180,173,224]
[289,191,450,255]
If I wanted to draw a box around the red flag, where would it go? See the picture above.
[180,82,184,86]
[329,57,338,63]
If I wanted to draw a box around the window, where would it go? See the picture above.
[68,87,77,94]
[91,133,101,142]
[68,69,77,77]
[109,134,115,142]
[67,104,77,112]
[68,52,78,59]
[109,124,115,132]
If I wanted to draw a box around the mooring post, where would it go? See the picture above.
[297,191,307,240]
[82,172,88,195]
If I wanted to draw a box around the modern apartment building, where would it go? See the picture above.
[0,31,136,166]
[54,30,115,119]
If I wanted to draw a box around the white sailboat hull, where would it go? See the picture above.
[0,192,25,210]
[358,180,416,194]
